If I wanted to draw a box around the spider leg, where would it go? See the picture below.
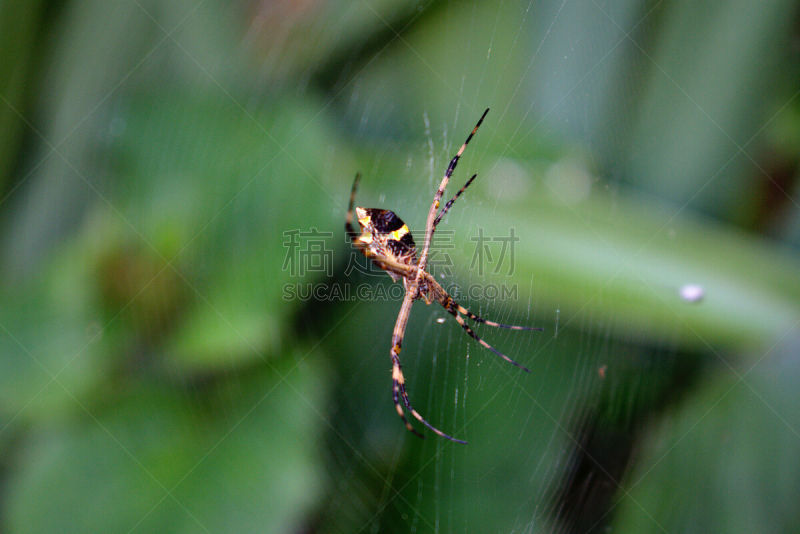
[391,291,467,444]
[433,173,477,229]
[435,108,489,216]
[418,108,489,273]
[392,349,467,444]
[391,350,424,439]
[440,295,532,373]
[454,302,543,331]
[345,172,361,242]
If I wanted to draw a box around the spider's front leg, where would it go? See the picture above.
[391,286,467,444]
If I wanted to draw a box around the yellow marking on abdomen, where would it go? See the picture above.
[390,224,409,241]
[356,207,370,227]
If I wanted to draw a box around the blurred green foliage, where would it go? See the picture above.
[1,0,799,533]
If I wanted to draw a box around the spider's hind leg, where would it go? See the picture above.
[345,173,361,242]
[433,173,477,230]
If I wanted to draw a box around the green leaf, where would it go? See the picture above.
[111,94,343,372]
[6,347,327,534]
[613,334,800,533]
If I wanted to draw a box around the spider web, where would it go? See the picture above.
[2,1,799,533]
[310,1,800,532]
[319,3,674,532]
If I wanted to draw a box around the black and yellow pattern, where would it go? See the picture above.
[345,108,541,444]
[355,207,417,263]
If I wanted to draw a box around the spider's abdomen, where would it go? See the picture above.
[356,207,418,266]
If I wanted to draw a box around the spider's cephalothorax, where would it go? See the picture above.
[345,108,542,444]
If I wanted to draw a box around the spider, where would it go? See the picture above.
[345,108,541,444]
